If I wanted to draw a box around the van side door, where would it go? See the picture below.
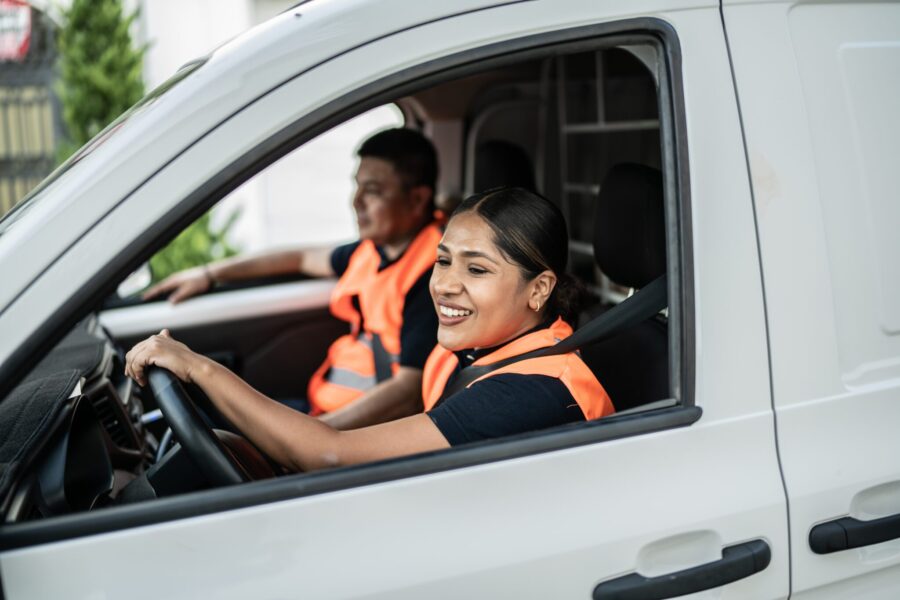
[723,1,900,596]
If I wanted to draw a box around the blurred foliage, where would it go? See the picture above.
[149,211,241,285]
[56,0,240,284]
[56,0,146,161]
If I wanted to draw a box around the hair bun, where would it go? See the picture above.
[551,273,586,324]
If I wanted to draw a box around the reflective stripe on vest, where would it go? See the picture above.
[324,332,400,389]
[421,317,615,420]
[308,223,443,414]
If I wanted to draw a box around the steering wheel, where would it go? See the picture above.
[147,366,248,486]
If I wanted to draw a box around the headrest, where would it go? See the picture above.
[593,163,666,289]
[474,140,536,193]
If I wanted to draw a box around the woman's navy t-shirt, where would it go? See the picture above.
[426,323,586,446]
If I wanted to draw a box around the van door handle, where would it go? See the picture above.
[593,539,771,600]
[809,513,900,554]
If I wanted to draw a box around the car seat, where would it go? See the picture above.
[580,163,670,412]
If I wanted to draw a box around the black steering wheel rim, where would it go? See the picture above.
[147,366,247,486]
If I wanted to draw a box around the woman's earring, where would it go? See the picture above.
[534,301,541,312]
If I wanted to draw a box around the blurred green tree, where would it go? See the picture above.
[148,212,240,285]
[56,0,145,161]
[56,0,240,289]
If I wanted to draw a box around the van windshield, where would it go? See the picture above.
[0,58,208,237]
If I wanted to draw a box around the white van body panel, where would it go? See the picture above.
[723,1,900,597]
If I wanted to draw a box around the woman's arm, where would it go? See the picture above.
[125,330,448,471]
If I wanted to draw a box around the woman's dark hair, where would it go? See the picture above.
[452,187,585,323]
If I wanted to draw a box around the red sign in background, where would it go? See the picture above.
[0,0,31,62]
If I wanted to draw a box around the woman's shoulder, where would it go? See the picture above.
[474,351,611,420]
[483,351,578,381]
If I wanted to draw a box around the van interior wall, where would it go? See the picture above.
[429,46,660,290]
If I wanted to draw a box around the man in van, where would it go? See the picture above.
[143,128,441,430]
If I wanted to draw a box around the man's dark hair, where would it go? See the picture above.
[358,128,438,194]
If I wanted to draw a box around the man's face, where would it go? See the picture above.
[352,157,423,247]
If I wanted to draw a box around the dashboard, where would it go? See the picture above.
[1,316,152,522]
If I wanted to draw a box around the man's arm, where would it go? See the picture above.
[142,246,335,303]
[319,367,424,430]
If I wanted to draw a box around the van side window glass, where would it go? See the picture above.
[217,105,403,253]
[460,41,673,414]
[556,48,661,283]
[146,104,403,281]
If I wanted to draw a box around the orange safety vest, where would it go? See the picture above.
[422,317,614,420]
[308,223,443,414]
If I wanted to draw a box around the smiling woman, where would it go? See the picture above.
[432,187,580,350]
[425,188,614,445]
[123,187,613,471]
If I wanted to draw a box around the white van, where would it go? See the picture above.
[0,1,898,598]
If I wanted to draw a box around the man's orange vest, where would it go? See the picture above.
[422,317,614,420]
[308,223,443,414]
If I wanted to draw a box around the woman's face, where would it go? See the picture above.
[430,212,549,351]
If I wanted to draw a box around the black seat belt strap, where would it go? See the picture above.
[371,333,393,384]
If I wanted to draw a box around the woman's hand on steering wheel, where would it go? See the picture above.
[126,331,252,485]
[125,329,205,387]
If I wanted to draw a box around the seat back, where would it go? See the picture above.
[580,163,669,412]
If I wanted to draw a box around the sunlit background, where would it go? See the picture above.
[1,0,403,252]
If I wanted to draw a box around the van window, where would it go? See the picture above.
[1,28,686,531]
[215,105,404,254]
[129,36,679,442]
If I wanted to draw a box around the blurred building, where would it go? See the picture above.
[0,0,62,215]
